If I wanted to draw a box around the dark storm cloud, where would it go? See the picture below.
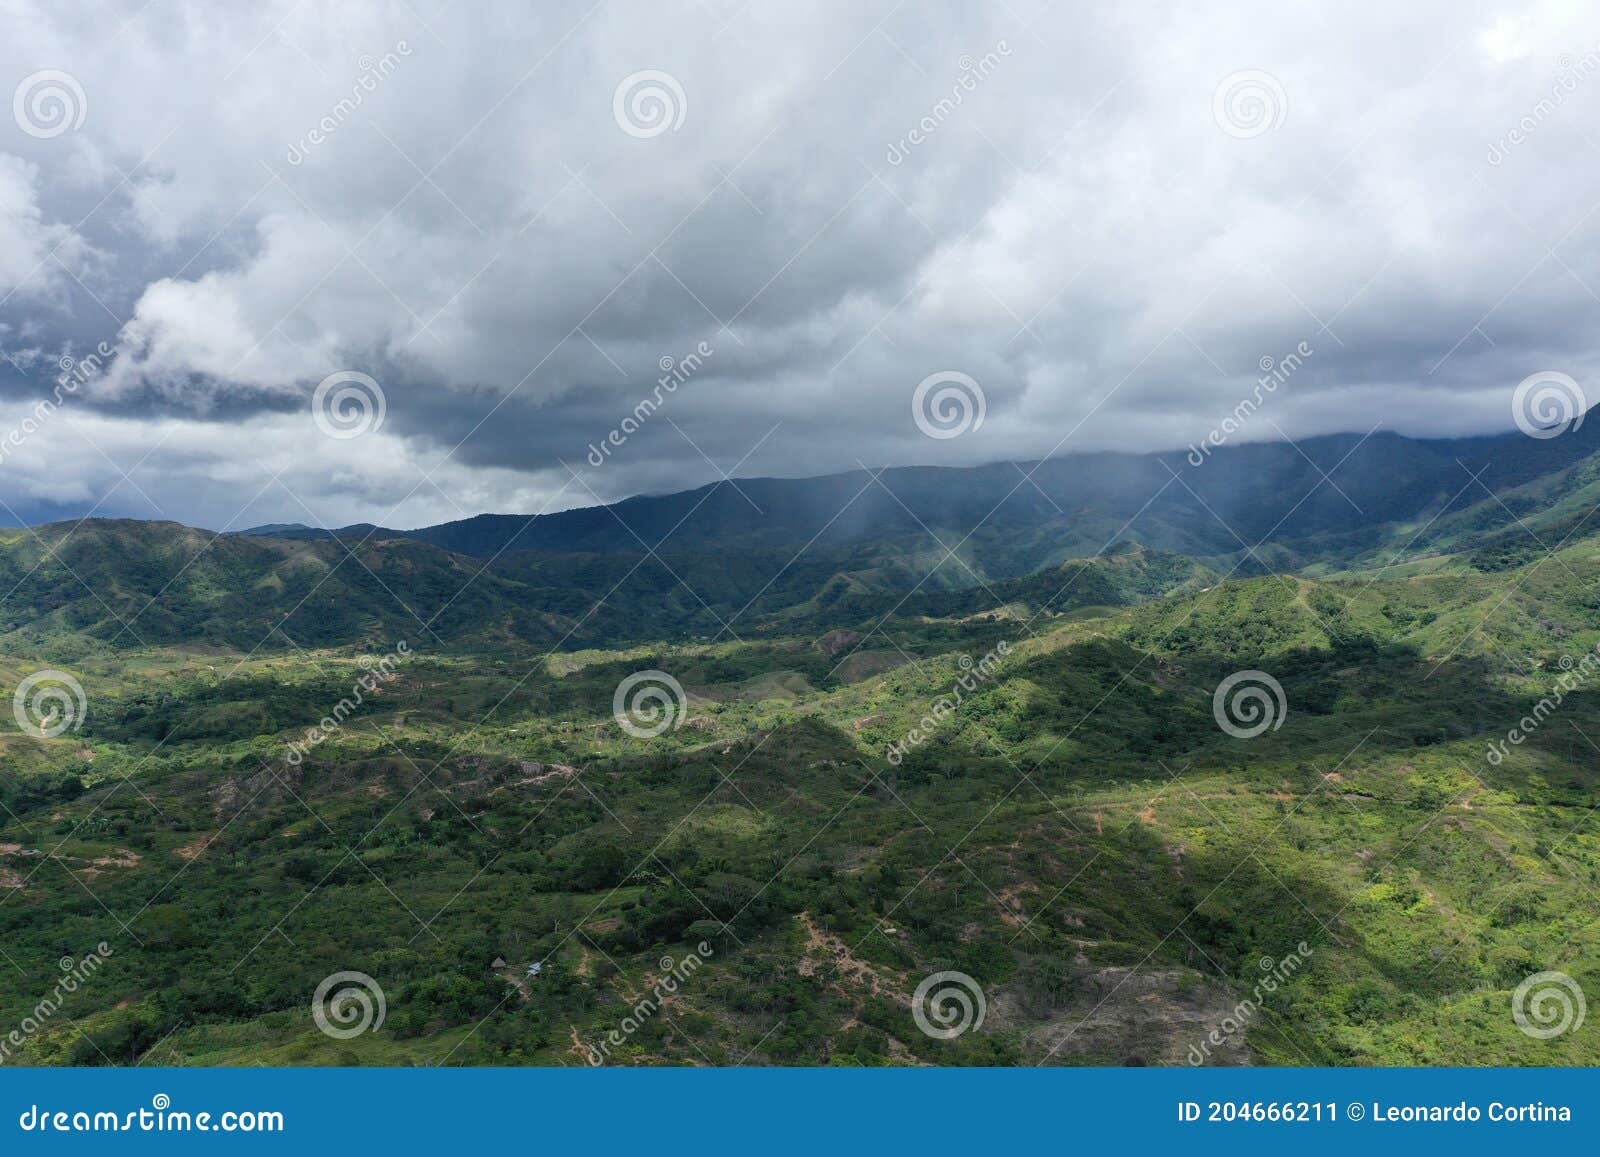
[1,0,1599,528]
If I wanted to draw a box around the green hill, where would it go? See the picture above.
[5,423,1600,1067]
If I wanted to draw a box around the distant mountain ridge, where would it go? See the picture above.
[232,412,1600,574]
[13,409,1600,654]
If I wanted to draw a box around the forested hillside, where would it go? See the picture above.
[3,420,1599,1066]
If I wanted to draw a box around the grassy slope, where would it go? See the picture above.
[2,526,1598,1067]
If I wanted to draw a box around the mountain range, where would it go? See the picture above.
[2,411,1594,657]
[3,412,1600,1067]
[235,417,1600,570]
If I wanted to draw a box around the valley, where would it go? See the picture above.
[2,423,1599,1066]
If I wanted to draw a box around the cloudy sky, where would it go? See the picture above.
[2,0,1600,531]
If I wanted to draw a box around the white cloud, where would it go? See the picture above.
[2,0,1600,528]
[0,395,577,530]
[0,153,91,306]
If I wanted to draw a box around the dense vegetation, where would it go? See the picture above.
[3,425,1600,1066]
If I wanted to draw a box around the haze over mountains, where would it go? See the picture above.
[8,392,1600,1067]
[231,412,1600,564]
[4,409,1597,658]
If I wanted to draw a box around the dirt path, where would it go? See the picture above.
[566,1025,591,1064]
[796,911,896,995]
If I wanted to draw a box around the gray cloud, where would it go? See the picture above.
[2,0,1600,529]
